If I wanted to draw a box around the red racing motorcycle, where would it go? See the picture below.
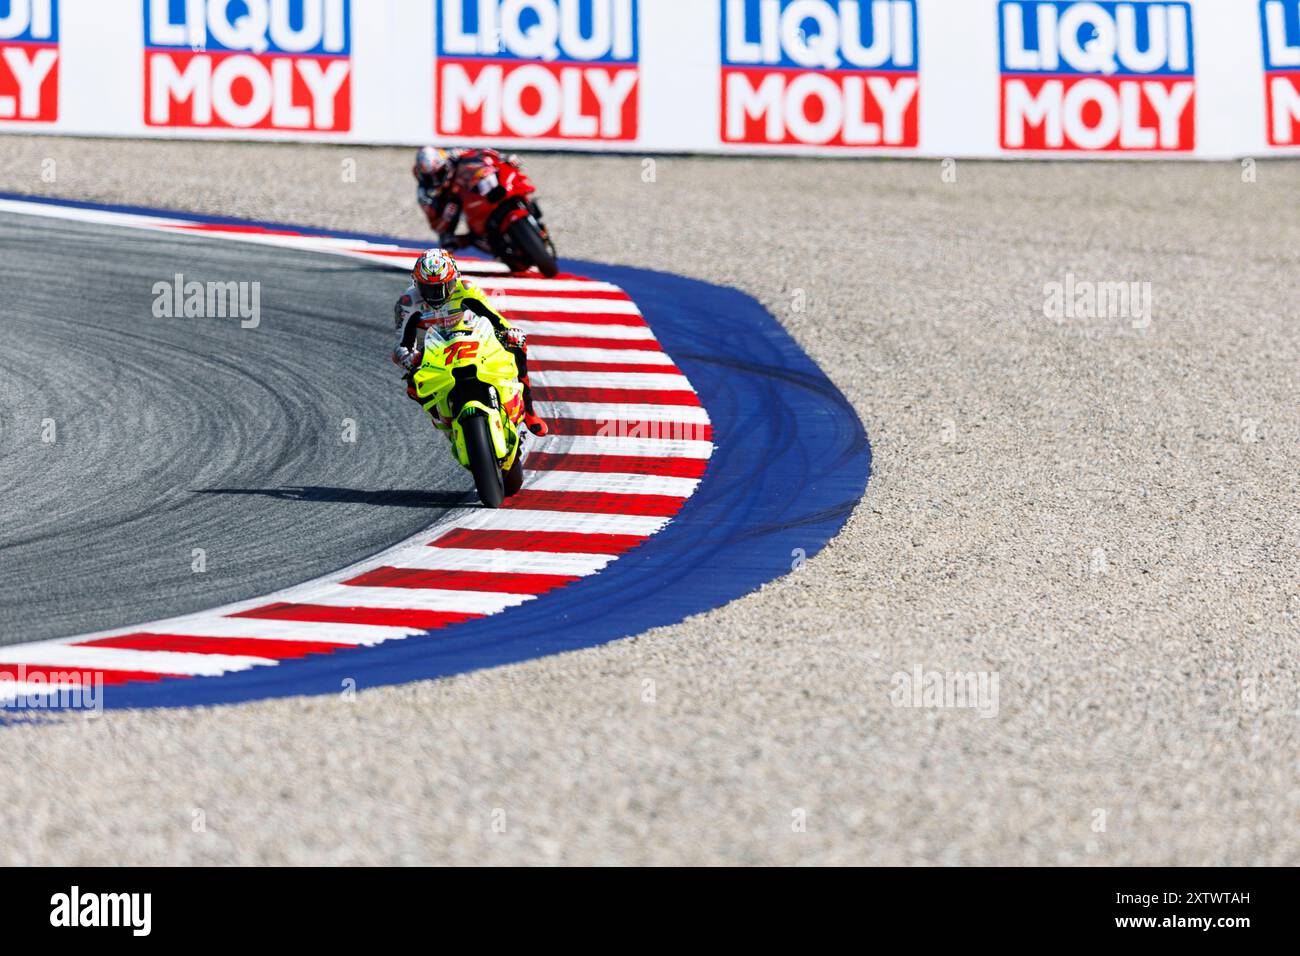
[451,157,559,277]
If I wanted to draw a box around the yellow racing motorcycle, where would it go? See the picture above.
[412,315,528,508]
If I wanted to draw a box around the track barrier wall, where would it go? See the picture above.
[0,0,1296,158]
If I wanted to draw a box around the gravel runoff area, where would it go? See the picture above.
[0,136,1296,865]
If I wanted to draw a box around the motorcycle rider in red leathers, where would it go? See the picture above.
[414,145,525,250]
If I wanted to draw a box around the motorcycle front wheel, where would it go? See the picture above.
[503,453,525,497]
[507,217,559,277]
[462,413,505,508]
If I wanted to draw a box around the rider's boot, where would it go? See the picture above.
[519,374,549,436]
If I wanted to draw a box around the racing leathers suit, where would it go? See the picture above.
[416,148,521,248]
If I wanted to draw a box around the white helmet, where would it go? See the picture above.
[414,146,456,188]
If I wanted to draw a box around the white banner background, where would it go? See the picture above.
[0,0,1296,158]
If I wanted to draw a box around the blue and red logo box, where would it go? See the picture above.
[144,0,352,132]
[720,0,919,148]
[1262,0,1300,145]
[0,0,58,123]
[435,0,639,141]
[998,1,1195,152]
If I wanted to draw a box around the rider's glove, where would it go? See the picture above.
[392,346,420,371]
[500,327,527,351]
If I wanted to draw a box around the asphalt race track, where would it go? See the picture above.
[0,198,868,706]
[0,213,468,644]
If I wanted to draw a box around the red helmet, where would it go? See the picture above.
[412,248,459,310]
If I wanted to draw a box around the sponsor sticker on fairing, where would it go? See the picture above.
[435,0,639,141]
[1261,0,1300,145]
[998,1,1195,152]
[144,0,352,131]
[0,0,58,123]
[720,0,919,148]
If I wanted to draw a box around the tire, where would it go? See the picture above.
[507,217,558,277]
[503,453,525,497]
[462,413,504,508]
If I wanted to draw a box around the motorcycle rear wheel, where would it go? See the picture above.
[462,413,505,508]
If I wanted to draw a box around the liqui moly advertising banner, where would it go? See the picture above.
[0,0,59,124]
[998,1,1196,153]
[720,0,920,149]
[0,0,1292,158]
[435,0,639,142]
[1261,0,1300,145]
[144,0,352,132]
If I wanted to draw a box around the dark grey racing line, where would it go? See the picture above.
[0,213,467,646]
